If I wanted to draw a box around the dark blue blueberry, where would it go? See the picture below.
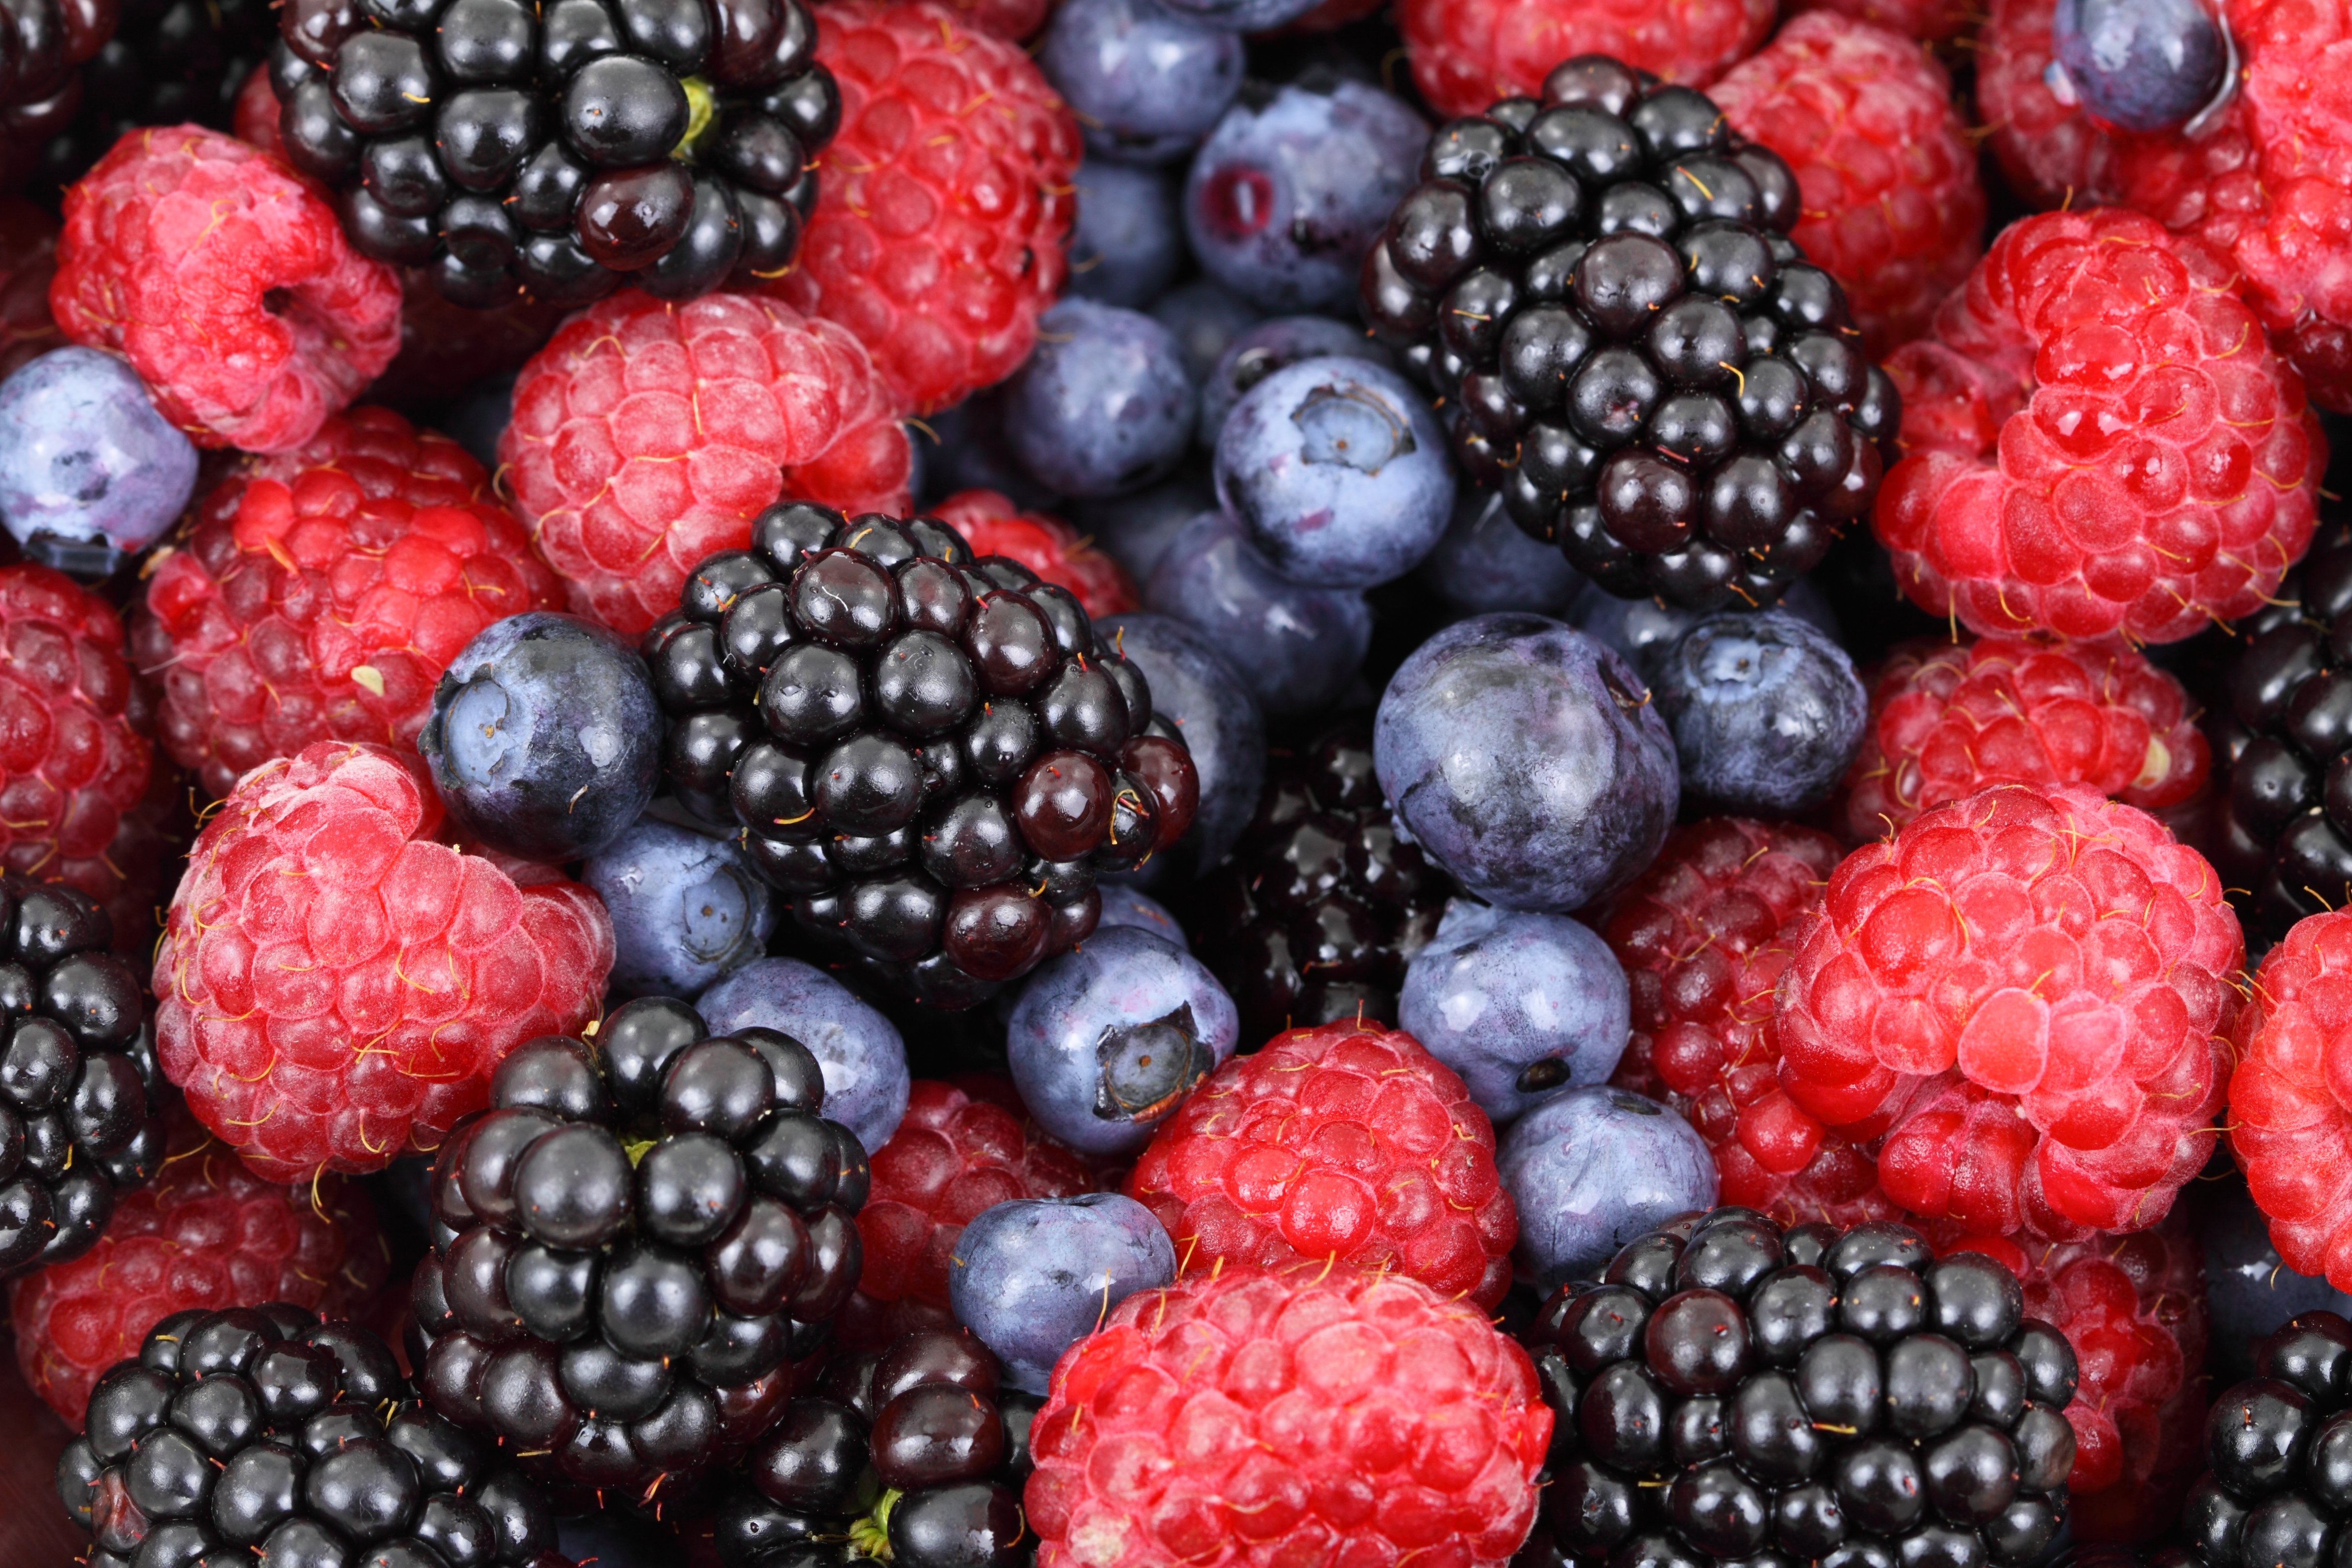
[2051,0,2228,133]
[1419,491,1587,616]
[1652,609,1866,814]
[697,957,909,1154]
[583,817,776,999]
[1144,510,1372,716]
[1041,0,1244,164]
[2201,1178,2352,1382]
[1567,575,1840,687]
[1067,159,1187,309]
[1374,615,1678,913]
[1499,1086,1717,1289]
[1094,885,1188,947]
[441,370,517,473]
[919,391,1067,513]
[948,1193,1177,1393]
[0,347,197,573]
[1002,298,1198,498]
[1097,611,1266,883]
[1198,314,1393,448]
[418,611,662,861]
[1150,276,1265,382]
[1072,471,1217,584]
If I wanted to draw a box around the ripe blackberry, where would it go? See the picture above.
[411,996,873,1503]
[0,875,167,1281]
[270,0,840,308]
[0,0,114,190]
[33,0,276,192]
[1516,1208,2080,1568]
[2183,1310,2352,1568]
[645,504,1200,1010]
[1187,716,1454,1045]
[1360,54,1899,612]
[56,1305,572,1568]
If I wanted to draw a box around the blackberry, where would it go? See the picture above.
[411,997,872,1504]
[29,0,275,192]
[645,504,1200,1011]
[0,0,113,190]
[55,1304,571,1568]
[269,0,839,308]
[0,875,168,1279]
[1359,55,1901,613]
[1515,1208,2079,1568]
[2183,1310,2352,1568]
[1187,716,1453,1046]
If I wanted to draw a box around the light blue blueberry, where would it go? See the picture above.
[0,346,196,572]
[1003,298,1197,499]
[949,1193,1177,1393]
[1567,575,1839,687]
[1145,509,1372,716]
[1040,0,1245,164]
[1499,1086,1718,1289]
[697,957,911,1153]
[1067,159,1186,308]
[1652,609,1867,814]
[1098,611,1264,882]
[582,817,775,1000]
[1197,315,1391,448]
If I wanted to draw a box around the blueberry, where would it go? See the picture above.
[1144,510,1372,716]
[1067,159,1187,308]
[1005,926,1239,1156]
[2051,0,2227,133]
[920,391,1066,513]
[1148,0,1323,36]
[1150,277,1265,382]
[1098,611,1266,882]
[418,611,663,861]
[696,957,910,1153]
[1094,885,1189,947]
[441,370,517,473]
[1568,576,1840,686]
[0,347,197,574]
[1375,614,1678,913]
[2200,1177,2352,1383]
[1499,1086,1718,1289]
[582,817,776,999]
[1419,491,1587,616]
[1071,471,1217,584]
[1002,298,1197,499]
[1651,610,1867,814]
[1198,314,1394,449]
[1183,79,1426,312]
[1041,0,1245,164]
[1398,899,1630,1126]
[948,1193,1177,1393]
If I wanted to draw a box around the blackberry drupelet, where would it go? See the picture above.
[1515,1208,2080,1568]
[0,876,168,1279]
[411,996,872,1504]
[1188,716,1454,1046]
[55,1305,571,1568]
[646,503,1200,1010]
[270,0,839,307]
[34,0,275,191]
[0,0,114,190]
[1360,54,1900,612]
[2183,1310,2352,1568]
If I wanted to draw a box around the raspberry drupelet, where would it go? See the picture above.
[1398,0,1776,118]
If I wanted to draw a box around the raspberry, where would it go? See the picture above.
[930,489,1139,618]
[231,61,282,158]
[1125,1020,1518,1308]
[48,126,401,454]
[2221,909,2352,1292]
[499,289,914,639]
[0,197,63,381]
[855,1077,1098,1311]
[1776,783,2243,1239]
[1024,1264,1553,1568]
[1974,0,2125,212]
[1709,12,1987,355]
[7,1111,391,1427]
[1871,208,2324,644]
[153,739,614,1183]
[1841,635,2210,842]
[773,0,1082,414]
[1601,817,1902,1229]
[1787,0,1974,42]
[1398,0,1776,119]
[134,406,567,801]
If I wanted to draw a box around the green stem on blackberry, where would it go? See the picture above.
[847,1489,902,1560]
[678,78,720,160]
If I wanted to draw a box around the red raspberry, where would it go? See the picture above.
[1786,0,1974,42]
[1776,783,2242,1239]
[937,0,1050,38]
[1399,0,1776,119]
[49,127,401,454]
[773,0,1082,413]
[153,740,614,1183]
[2224,909,2352,1290]
[1602,818,1902,1228]
[134,406,567,800]
[1126,1020,1518,1309]
[1709,13,1986,355]
[231,62,283,158]
[7,1112,391,1426]
[0,197,63,380]
[930,489,1139,618]
[499,288,914,638]
[1024,1265,1552,1568]
[1871,208,2324,644]
[855,1076,1098,1310]
[1841,636,2209,842]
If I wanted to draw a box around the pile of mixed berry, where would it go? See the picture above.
[0,0,2349,1562]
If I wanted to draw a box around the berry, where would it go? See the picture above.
[947,1192,1175,1394]
[1374,614,1679,913]
[1152,0,1327,29]
[699,956,912,1155]
[2052,0,2229,133]
[1569,572,1841,686]
[1126,1018,1519,1308]
[1776,782,2242,1239]
[1873,208,2322,643]
[49,126,401,453]
[2224,910,2352,1294]
[642,503,1198,1007]
[1973,0,2127,211]
[1000,297,1197,500]
[10,1112,391,1426]
[415,1000,870,1500]
[1184,76,1427,314]
[1065,158,1185,309]
[1365,59,1899,612]
[1077,471,1213,585]
[0,198,65,380]
[1651,608,1869,814]
[1421,490,1590,615]
[1024,1263,1552,1568]
[583,816,777,1000]
[772,0,1082,414]
[853,1076,1097,1314]
[1842,634,2208,844]
[41,0,276,193]
[1501,1086,1718,1286]
[1150,275,1264,383]
[419,612,663,862]
[1196,312,1394,450]
[1709,12,1988,355]
[1095,884,1187,944]
[134,405,567,801]
[929,490,1139,621]
[2200,1177,2352,1384]
[0,347,196,574]
[1143,509,1372,717]
[1005,925,1239,1157]
[1786,0,1974,42]
[1599,816,1898,1230]
[1093,611,1264,881]
[2180,1310,2352,1568]
[498,289,915,639]
[153,739,614,1182]
[0,0,116,190]
[1399,0,1776,120]
[1038,0,1243,166]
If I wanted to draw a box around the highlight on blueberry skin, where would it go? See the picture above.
[1497,1085,1718,1289]
[948,1192,1177,1394]
[2050,0,2229,133]
[1651,607,1868,814]
[584,815,777,1000]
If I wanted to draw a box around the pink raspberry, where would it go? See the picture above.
[1400,0,1776,117]
[2225,909,2352,1290]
